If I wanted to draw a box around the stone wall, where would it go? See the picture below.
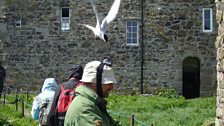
[0,0,217,96]
[216,0,224,125]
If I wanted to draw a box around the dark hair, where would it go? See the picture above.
[69,65,83,80]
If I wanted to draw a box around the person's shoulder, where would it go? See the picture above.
[61,79,78,89]
[37,91,55,100]
[70,94,96,112]
[67,97,97,121]
[72,95,91,106]
[66,96,86,118]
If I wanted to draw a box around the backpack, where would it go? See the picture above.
[39,100,53,126]
[48,80,81,126]
[56,83,77,124]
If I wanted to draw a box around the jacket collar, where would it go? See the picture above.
[75,85,99,103]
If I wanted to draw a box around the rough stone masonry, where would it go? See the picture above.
[0,0,217,96]
[216,0,224,125]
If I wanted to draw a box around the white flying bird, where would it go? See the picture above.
[82,0,121,42]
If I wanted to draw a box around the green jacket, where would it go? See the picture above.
[64,85,121,126]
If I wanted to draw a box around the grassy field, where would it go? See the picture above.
[0,92,38,126]
[107,94,216,126]
[0,104,38,126]
[0,93,216,126]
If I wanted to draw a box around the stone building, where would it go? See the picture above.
[0,0,217,98]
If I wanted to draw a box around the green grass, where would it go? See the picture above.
[107,94,216,126]
[0,93,216,126]
[0,104,38,126]
[0,93,37,126]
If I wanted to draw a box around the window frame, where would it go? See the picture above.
[126,20,139,46]
[15,19,21,27]
[61,7,70,32]
[202,8,213,33]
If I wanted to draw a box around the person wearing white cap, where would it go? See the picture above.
[64,60,121,126]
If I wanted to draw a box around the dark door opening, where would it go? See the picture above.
[182,57,200,99]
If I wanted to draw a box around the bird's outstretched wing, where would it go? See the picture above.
[100,0,121,33]
[82,24,96,33]
[91,1,101,30]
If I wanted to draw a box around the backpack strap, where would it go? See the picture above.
[96,63,104,97]
[96,59,112,97]
[48,87,61,125]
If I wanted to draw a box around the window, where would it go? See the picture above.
[61,7,70,32]
[126,20,138,45]
[202,8,213,32]
[15,19,21,27]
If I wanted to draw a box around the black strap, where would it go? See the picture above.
[96,62,105,97]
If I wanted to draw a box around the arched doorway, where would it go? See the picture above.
[182,57,200,99]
